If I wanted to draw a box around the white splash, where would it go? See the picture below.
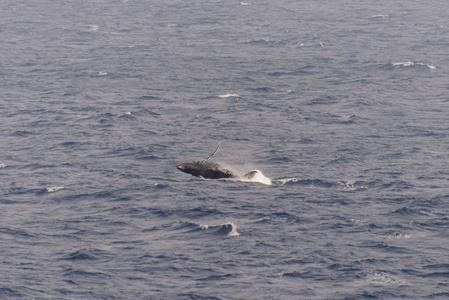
[218,93,240,98]
[239,170,272,185]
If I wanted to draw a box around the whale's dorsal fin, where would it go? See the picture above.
[204,144,220,161]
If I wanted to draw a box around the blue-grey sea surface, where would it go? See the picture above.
[2,0,449,299]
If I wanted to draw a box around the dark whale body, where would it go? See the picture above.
[177,161,237,179]
[177,145,259,180]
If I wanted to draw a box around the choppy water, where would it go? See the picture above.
[2,0,449,299]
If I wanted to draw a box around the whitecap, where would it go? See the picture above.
[194,222,239,237]
[364,271,407,286]
[199,224,209,230]
[0,164,6,168]
[88,25,99,31]
[225,222,240,237]
[349,218,367,225]
[118,111,131,117]
[386,232,412,239]
[98,71,108,76]
[393,61,436,70]
[337,180,367,191]
[393,61,414,67]
[218,93,240,98]
[46,186,64,193]
[274,178,300,185]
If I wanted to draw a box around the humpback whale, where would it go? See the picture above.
[177,145,259,180]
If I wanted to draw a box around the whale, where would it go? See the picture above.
[177,145,260,180]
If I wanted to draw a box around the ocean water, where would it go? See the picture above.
[2,0,449,299]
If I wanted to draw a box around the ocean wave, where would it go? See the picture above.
[388,206,429,217]
[0,287,23,298]
[0,227,39,238]
[62,267,112,278]
[63,248,113,261]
